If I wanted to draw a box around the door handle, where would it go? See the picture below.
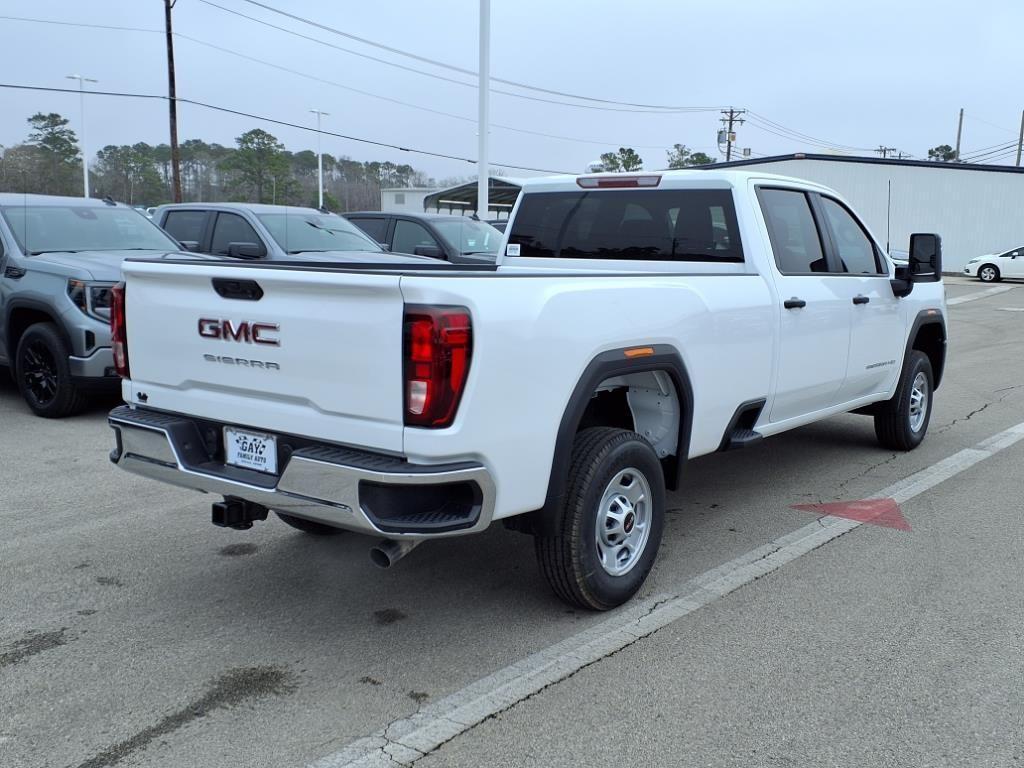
[852,295,870,305]
[783,298,807,309]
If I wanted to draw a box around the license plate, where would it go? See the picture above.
[224,427,278,474]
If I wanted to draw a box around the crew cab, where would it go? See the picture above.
[152,202,401,261]
[107,170,947,610]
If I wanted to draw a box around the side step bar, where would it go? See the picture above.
[718,398,767,451]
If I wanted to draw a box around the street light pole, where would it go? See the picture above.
[476,0,490,221]
[66,74,98,198]
[310,109,329,209]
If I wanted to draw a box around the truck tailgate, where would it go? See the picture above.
[121,261,406,453]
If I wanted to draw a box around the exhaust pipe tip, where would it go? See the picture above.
[370,538,421,569]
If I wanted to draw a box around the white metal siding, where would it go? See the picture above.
[733,159,1024,270]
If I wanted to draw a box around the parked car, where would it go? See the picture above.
[107,170,946,609]
[962,245,1024,282]
[344,212,502,264]
[0,194,208,417]
[152,202,415,262]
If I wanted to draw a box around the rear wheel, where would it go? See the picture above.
[14,323,87,418]
[978,264,1000,282]
[275,512,341,535]
[535,427,665,610]
[874,351,933,451]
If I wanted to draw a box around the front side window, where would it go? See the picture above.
[819,197,882,274]
[257,213,380,254]
[392,220,441,255]
[210,213,262,255]
[0,205,180,255]
[507,188,743,262]
[757,189,828,274]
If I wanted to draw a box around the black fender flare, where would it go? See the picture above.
[4,298,71,355]
[537,344,694,536]
[905,309,947,390]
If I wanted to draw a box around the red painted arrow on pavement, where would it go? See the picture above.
[791,498,911,531]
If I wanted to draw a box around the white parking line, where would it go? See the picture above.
[947,285,1015,305]
[308,420,1024,768]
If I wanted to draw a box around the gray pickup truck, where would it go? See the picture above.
[0,194,201,417]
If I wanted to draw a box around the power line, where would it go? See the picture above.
[0,82,573,174]
[745,110,872,152]
[0,14,690,150]
[963,112,1019,136]
[959,141,1018,161]
[172,34,680,151]
[205,0,723,114]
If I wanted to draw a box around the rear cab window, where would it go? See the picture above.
[507,188,743,263]
[162,210,207,245]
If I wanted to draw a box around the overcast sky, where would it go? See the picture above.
[1,0,1021,180]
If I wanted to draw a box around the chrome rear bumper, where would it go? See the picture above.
[107,405,495,538]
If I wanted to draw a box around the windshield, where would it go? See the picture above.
[0,205,180,254]
[257,213,382,253]
[432,218,503,254]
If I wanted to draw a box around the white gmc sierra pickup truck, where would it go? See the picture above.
[107,170,947,610]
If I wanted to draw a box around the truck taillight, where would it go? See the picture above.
[403,305,472,428]
[110,282,130,378]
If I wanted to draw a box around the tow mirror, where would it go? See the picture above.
[891,233,941,298]
[909,233,941,281]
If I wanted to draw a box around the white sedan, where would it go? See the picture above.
[963,246,1024,282]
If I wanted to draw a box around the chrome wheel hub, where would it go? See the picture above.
[909,371,929,433]
[595,468,652,577]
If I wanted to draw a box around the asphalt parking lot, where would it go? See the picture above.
[2,276,1022,768]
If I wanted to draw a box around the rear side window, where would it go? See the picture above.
[162,210,206,244]
[508,189,743,262]
[819,197,882,274]
[757,188,828,274]
[210,213,262,255]
[348,217,389,244]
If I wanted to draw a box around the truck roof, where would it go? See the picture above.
[154,202,329,215]
[0,193,127,207]
[520,168,832,193]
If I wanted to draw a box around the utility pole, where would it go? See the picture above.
[1016,110,1024,167]
[66,74,97,198]
[476,0,490,221]
[164,0,183,202]
[875,145,897,158]
[954,107,964,163]
[310,109,329,209]
[720,108,746,161]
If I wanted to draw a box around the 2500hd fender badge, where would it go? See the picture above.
[198,318,280,346]
[203,354,280,370]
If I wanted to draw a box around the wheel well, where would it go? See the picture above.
[578,370,681,464]
[7,307,59,357]
[912,322,945,389]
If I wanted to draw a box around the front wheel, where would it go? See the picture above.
[978,264,1000,282]
[535,427,665,610]
[874,350,933,451]
[14,323,87,418]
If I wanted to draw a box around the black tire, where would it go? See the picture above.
[978,264,1000,282]
[275,512,341,535]
[535,427,665,611]
[874,351,933,451]
[14,323,87,418]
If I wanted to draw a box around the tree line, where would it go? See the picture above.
[0,112,453,210]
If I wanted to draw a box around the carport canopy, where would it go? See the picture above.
[422,177,523,218]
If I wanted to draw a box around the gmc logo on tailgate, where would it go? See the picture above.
[198,318,280,346]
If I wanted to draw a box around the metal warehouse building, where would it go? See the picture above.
[713,154,1024,271]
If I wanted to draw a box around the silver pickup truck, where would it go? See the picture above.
[0,194,199,417]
